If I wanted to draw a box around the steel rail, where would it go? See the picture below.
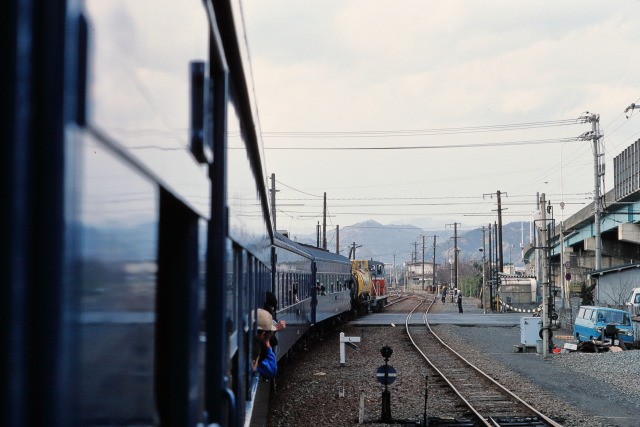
[405,297,563,427]
[385,293,414,307]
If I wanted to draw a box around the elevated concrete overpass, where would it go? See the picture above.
[524,186,640,296]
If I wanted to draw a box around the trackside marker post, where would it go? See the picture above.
[339,332,361,366]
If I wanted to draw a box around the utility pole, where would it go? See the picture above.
[393,254,396,287]
[270,173,279,230]
[336,225,340,255]
[590,114,602,271]
[494,222,498,308]
[349,242,362,260]
[481,227,486,314]
[421,235,425,291]
[446,223,460,290]
[520,221,524,263]
[579,113,603,272]
[322,192,327,250]
[488,223,493,310]
[316,222,320,248]
[432,235,437,293]
[484,191,506,274]
[540,193,549,359]
[534,192,540,281]
[497,191,504,273]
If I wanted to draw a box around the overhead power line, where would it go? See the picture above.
[262,119,580,138]
[277,193,590,201]
[274,178,323,198]
[264,137,578,151]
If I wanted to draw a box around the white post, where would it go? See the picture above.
[340,332,361,366]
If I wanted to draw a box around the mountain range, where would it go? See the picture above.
[289,219,532,266]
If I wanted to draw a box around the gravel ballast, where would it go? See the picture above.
[265,296,640,426]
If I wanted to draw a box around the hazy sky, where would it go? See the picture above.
[242,1,640,236]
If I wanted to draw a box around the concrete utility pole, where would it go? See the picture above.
[540,193,549,359]
[497,191,505,273]
[484,191,506,274]
[270,173,279,230]
[421,235,425,291]
[393,254,396,286]
[580,113,603,271]
[349,242,362,260]
[432,235,437,292]
[488,223,493,310]
[322,192,327,250]
[494,222,499,308]
[336,225,340,255]
[589,114,603,271]
[446,223,460,290]
[481,227,487,314]
[534,192,541,280]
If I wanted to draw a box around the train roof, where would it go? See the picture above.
[274,232,351,264]
[296,242,351,264]
[274,232,313,259]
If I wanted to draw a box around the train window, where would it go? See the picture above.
[84,0,210,215]
[74,136,159,424]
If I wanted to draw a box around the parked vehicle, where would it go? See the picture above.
[573,306,634,345]
[624,287,640,316]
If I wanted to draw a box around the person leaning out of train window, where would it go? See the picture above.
[256,308,278,380]
[264,291,278,316]
[262,292,286,350]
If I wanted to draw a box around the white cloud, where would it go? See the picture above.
[241,1,640,228]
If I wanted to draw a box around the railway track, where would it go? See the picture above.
[386,292,415,306]
[406,296,563,427]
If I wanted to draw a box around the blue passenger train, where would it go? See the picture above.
[271,233,355,360]
[3,1,370,426]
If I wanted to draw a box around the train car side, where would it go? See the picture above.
[4,1,272,426]
[300,244,354,324]
[271,233,314,359]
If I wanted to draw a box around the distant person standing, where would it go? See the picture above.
[457,289,463,313]
[441,286,447,304]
